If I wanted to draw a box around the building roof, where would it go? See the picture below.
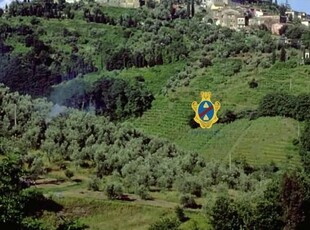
[222,8,241,15]
[213,0,225,6]
[211,4,224,11]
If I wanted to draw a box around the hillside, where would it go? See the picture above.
[0,1,310,230]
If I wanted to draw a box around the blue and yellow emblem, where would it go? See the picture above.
[192,92,220,129]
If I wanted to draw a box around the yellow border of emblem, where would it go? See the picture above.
[191,92,221,129]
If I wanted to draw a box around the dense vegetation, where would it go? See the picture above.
[59,77,154,120]
[1,0,310,229]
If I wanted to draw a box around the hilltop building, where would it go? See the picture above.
[95,0,141,8]
[201,0,230,9]
[95,0,163,8]
[271,23,286,35]
[305,50,310,59]
[302,20,310,27]
[219,8,242,29]
[285,9,297,22]
[298,12,307,20]
[301,48,310,65]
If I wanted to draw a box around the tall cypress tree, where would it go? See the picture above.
[280,46,286,62]
[187,0,190,18]
[191,0,195,17]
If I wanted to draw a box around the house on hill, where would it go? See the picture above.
[201,0,231,8]
[301,20,310,27]
[219,8,243,30]
[285,9,298,22]
[271,23,286,35]
[298,12,307,20]
[201,0,213,8]
[303,49,310,59]
[258,15,280,29]
[95,0,142,8]
[301,48,310,65]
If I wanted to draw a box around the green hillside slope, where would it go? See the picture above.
[126,63,309,167]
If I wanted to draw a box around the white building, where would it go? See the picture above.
[201,0,214,8]
[298,12,307,20]
[95,0,140,8]
[255,9,264,18]
[285,9,298,21]
[237,17,245,28]
[301,20,310,27]
[305,50,310,59]
[202,0,230,9]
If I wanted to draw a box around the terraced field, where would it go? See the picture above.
[226,117,300,166]
[129,63,309,167]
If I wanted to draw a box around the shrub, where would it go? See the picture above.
[57,218,88,230]
[29,158,45,180]
[292,138,299,146]
[137,185,152,200]
[219,110,237,123]
[177,176,203,197]
[105,182,123,200]
[30,17,40,25]
[88,178,100,191]
[199,57,212,68]
[188,112,200,129]
[65,169,74,180]
[149,217,180,230]
[180,194,198,209]
[248,78,258,88]
[21,218,46,230]
[175,206,188,222]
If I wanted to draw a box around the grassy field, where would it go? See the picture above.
[40,195,210,230]
[41,197,171,230]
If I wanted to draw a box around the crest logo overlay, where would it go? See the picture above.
[192,92,221,129]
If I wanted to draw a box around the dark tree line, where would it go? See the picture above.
[258,92,310,121]
[106,48,164,71]
[62,77,154,121]
[7,0,74,19]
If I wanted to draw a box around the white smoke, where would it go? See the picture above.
[46,104,67,123]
